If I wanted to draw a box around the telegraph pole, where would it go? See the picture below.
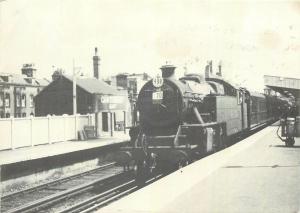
[73,60,82,115]
[73,60,77,115]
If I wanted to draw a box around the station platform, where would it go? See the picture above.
[101,125,300,213]
[0,133,130,165]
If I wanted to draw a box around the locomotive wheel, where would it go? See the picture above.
[177,159,189,169]
[285,138,295,147]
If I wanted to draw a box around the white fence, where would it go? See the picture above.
[0,114,94,151]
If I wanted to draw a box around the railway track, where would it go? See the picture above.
[57,173,164,213]
[1,162,123,213]
[2,161,164,213]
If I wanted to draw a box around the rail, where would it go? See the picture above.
[2,162,115,201]
[1,162,120,213]
[58,173,165,213]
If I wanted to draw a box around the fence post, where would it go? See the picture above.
[110,112,113,137]
[47,115,52,144]
[63,114,66,142]
[74,114,78,140]
[30,115,34,147]
[10,116,14,150]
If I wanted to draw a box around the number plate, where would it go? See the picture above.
[152,75,164,88]
[152,91,163,100]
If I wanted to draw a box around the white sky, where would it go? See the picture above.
[0,0,299,91]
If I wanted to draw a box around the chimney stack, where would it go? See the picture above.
[216,61,222,76]
[21,63,36,78]
[93,47,100,79]
[205,60,212,78]
[160,64,176,79]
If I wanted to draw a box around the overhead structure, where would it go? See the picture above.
[264,75,300,116]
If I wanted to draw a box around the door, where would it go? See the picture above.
[102,112,108,131]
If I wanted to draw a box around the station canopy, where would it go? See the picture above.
[264,75,300,99]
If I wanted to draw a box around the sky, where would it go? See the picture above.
[0,0,299,91]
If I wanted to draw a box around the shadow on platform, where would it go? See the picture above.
[222,164,300,168]
[270,145,300,148]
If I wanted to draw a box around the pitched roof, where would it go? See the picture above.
[0,73,50,87]
[64,75,126,96]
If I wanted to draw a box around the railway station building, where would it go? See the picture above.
[34,74,131,137]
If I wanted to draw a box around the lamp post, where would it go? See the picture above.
[73,60,81,115]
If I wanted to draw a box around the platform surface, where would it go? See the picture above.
[0,133,129,165]
[101,125,300,213]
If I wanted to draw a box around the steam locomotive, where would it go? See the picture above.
[115,64,288,178]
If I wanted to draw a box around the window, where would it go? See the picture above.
[16,93,21,107]
[5,113,10,118]
[22,113,26,117]
[21,94,26,107]
[30,95,34,107]
[114,111,125,131]
[5,93,10,107]
[0,93,3,107]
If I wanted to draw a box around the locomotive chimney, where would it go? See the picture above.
[93,47,100,79]
[160,65,176,79]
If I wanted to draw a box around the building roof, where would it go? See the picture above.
[0,73,50,87]
[64,75,126,96]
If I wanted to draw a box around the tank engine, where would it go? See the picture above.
[115,64,287,179]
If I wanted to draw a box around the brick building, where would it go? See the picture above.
[0,64,49,118]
